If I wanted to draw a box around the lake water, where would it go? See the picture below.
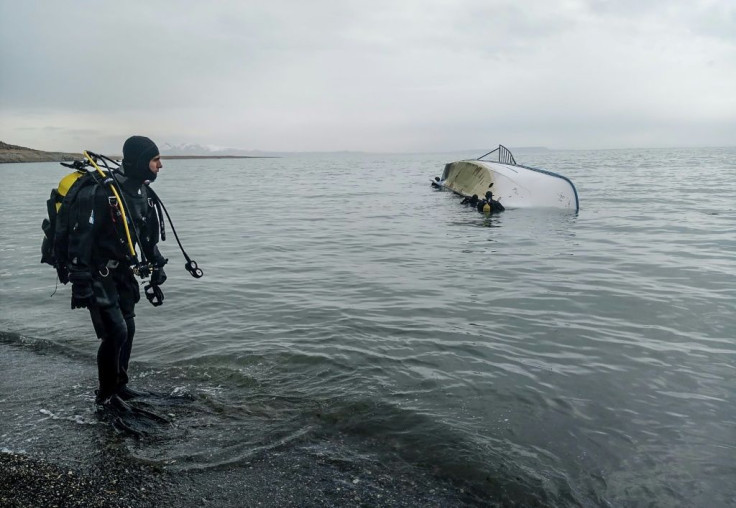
[1,147,735,506]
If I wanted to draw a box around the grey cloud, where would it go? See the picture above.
[1,0,734,151]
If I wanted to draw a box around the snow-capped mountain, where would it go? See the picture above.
[159,142,221,155]
[159,142,280,157]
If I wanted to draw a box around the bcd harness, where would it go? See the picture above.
[42,151,203,306]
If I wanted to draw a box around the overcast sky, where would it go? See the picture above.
[1,0,734,153]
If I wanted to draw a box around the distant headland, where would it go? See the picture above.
[0,141,269,164]
[0,141,82,163]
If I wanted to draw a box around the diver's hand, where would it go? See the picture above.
[71,282,94,309]
[151,266,167,286]
[56,264,70,284]
[69,270,94,309]
[144,283,164,306]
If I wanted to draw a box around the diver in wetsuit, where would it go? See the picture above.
[461,194,479,206]
[67,136,168,408]
[476,191,504,213]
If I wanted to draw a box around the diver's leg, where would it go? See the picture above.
[118,308,135,388]
[117,267,143,398]
[95,305,128,403]
[89,274,124,402]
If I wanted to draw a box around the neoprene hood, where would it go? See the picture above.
[122,136,160,183]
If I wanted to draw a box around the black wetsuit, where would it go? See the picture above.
[488,200,505,212]
[67,176,165,400]
[477,198,505,213]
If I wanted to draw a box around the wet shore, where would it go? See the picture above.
[1,430,479,508]
[0,451,167,508]
[0,340,486,507]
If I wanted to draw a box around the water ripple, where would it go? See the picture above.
[2,149,735,505]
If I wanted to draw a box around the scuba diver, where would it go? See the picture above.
[461,194,479,207]
[483,190,505,213]
[67,136,166,409]
[63,136,174,412]
[476,191,505,213]
[42,135,203,434]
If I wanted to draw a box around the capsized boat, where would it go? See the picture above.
[432,145,579,211]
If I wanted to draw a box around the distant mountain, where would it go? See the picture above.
[160,142,279,157]
[159,142,214,155]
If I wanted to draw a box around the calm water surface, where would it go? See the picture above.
[1,147,735,506]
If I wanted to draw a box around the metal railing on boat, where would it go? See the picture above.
[477,145,517,165]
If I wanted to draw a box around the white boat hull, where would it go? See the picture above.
[438,159,579,211]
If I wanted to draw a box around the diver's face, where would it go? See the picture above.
[149,155,162,175]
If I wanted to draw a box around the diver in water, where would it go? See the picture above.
[431,176,442,189]
[67,136,168,409]
[461,194,479,206]
[484,191,505,213]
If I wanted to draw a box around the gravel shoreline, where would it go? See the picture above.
[1,445,483,507]
[0,451,168,508]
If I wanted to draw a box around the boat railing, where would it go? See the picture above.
[477,145,516,165]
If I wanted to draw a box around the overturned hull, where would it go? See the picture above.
[436,146,579,211]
